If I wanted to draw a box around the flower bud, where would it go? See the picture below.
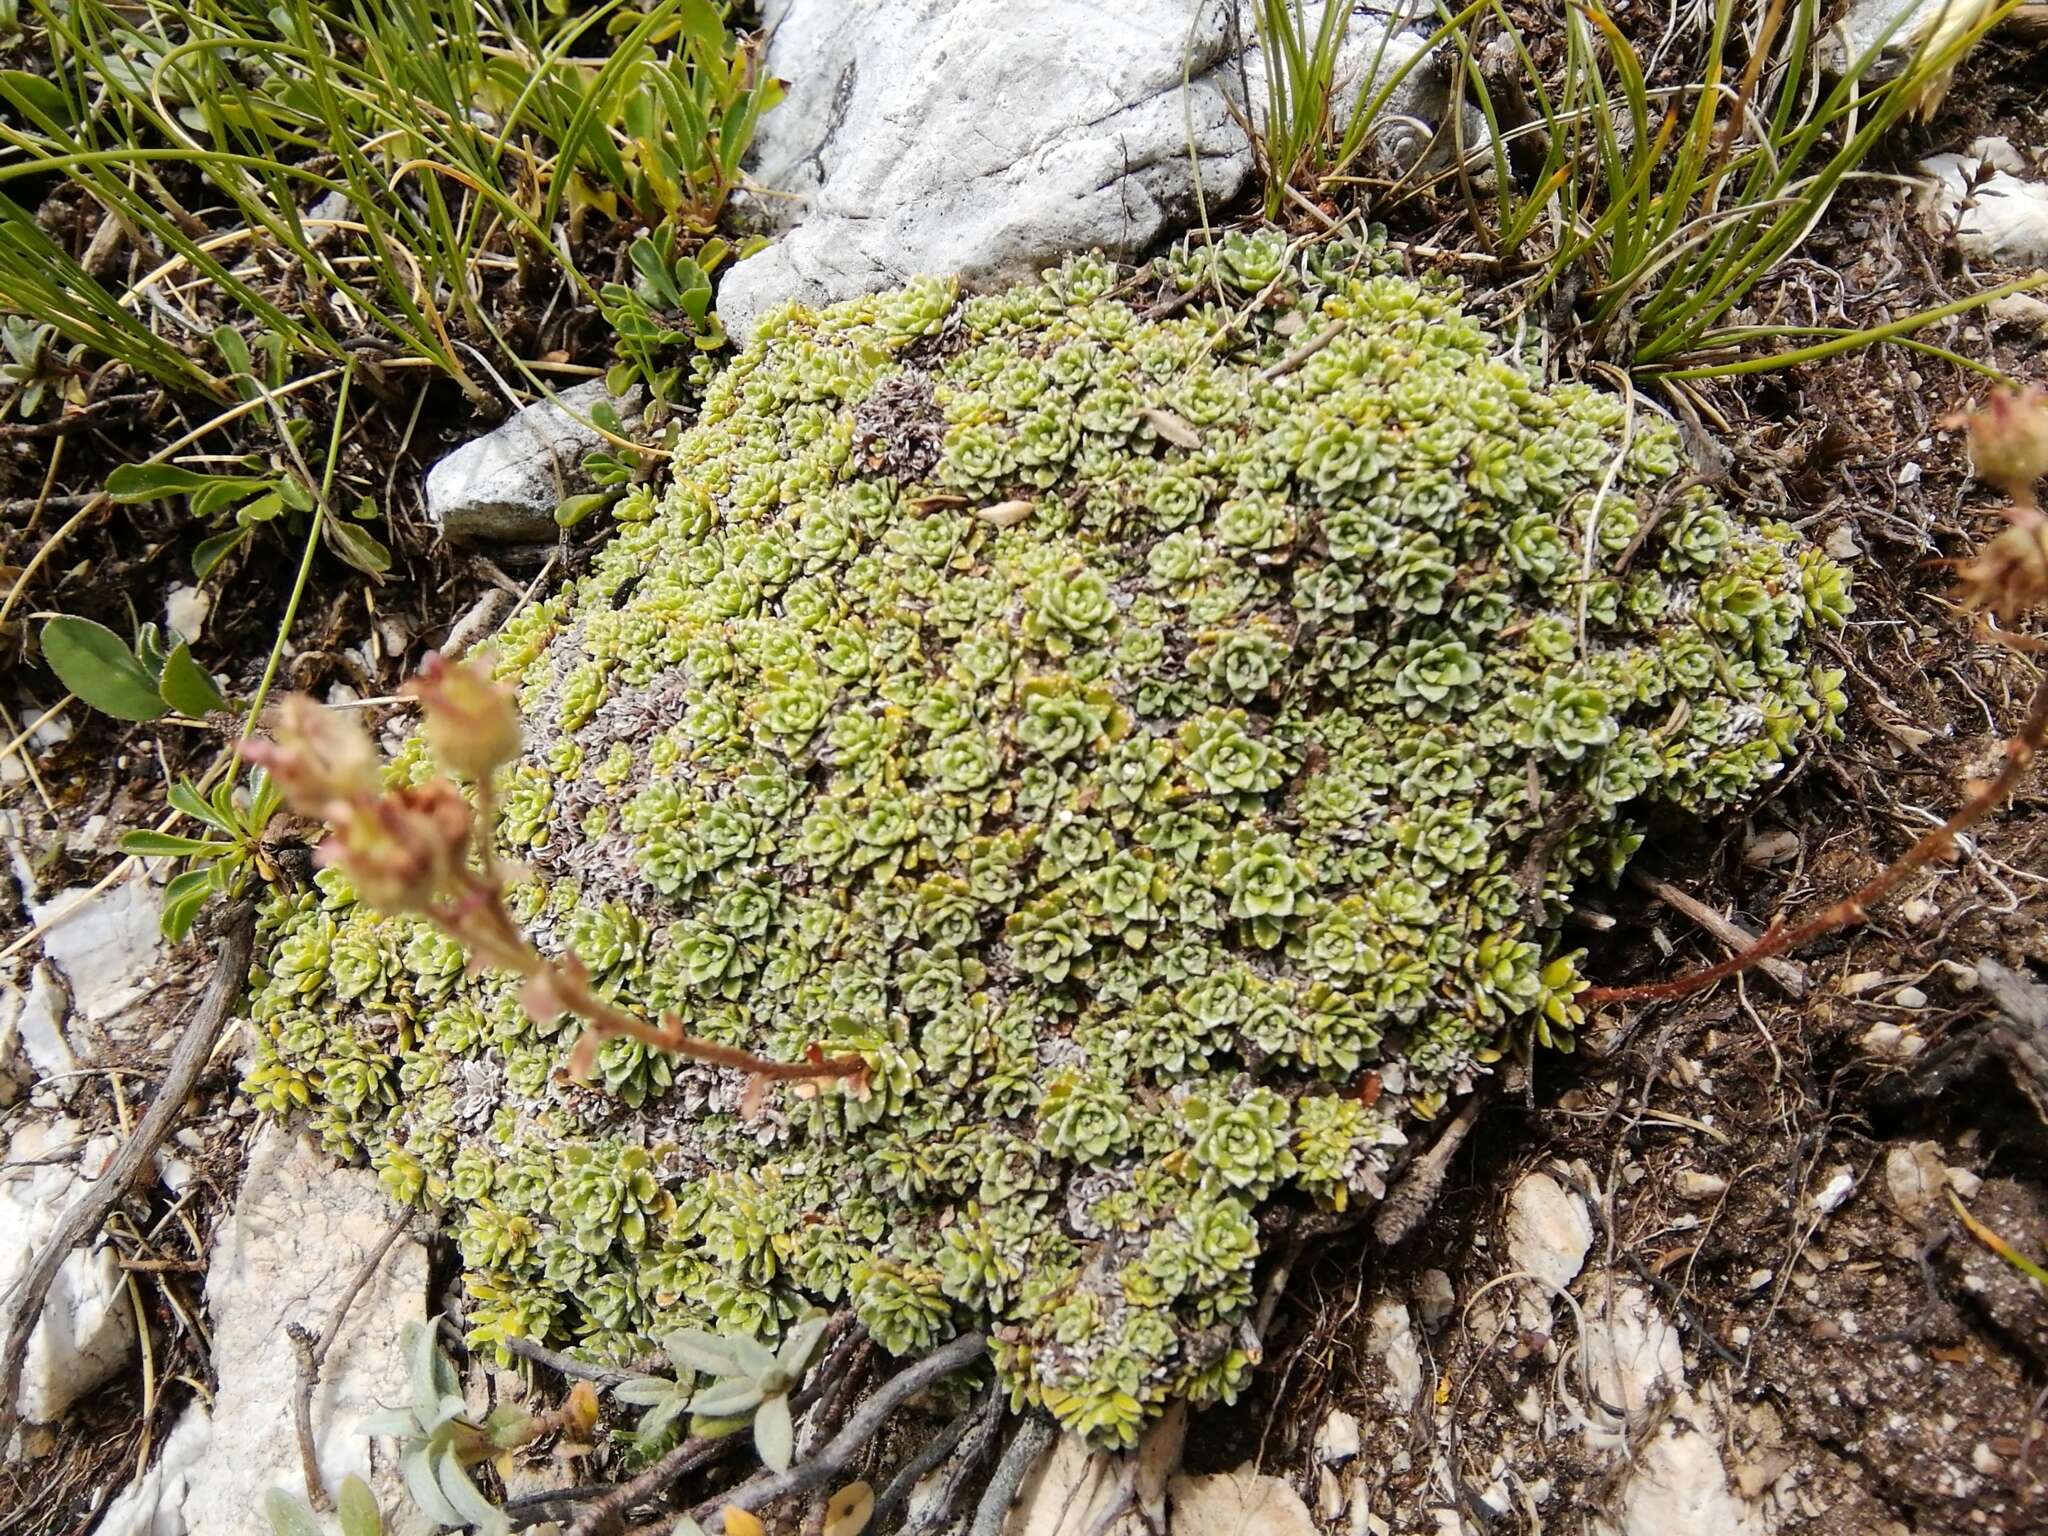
[238,694,382,818]
[1953,386,2048,507]
[316,781,473,911]
[1953,506,2048,623]
[405,651,522,783]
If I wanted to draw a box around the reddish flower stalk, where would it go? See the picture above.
[1588,389,2048,1008]
[1582,667,2048,1006]
[242,654,867,1099]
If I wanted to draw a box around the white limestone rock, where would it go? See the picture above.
[424,378,643,544]
[1816,0,1950,75]
[717,0,1483,342]
[1315,1407,1362,1465]
[1365,1298,1422,1410]
[32,878,164,1027]
[1506,1169,1593,1331]
[1168,1467,1320,1536]
[1003,1437,1319,1536]
[2,1118,136,1422]
[1920,138,2048,266]
[93,1126,426,1535]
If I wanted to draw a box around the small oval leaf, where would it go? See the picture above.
[40,617,167,721]
[336,1475,384,1536]
[752,1391,793,1474]
[824,1480,875,1536]
[262,1489,323,1536]
[157,642,228,718]
[192,528,249,580]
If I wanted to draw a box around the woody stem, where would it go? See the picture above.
[556,964,865,1082]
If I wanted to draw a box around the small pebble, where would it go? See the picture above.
[1809,1166,1856,1216]
[1414,1268,1455,1329]
[1893,985,1928,1009]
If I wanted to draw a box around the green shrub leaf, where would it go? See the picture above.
[158,642,228,718]
[336,1475,384,1536]
[40,617,167,721]
[752,1391,793,1474]
[119,830,234,858]
[161,866,217,944]
[261,1489,322,1536]
[192,529,250,580]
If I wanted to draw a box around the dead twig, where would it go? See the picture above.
[0,900,254,1444]
[898,1387,1007,1536]
[496,1331,661,1388]
[1257,319,1346,382]
[870,1384,996,1532]
[696,1332,989,1535]
[967,1413,1058,1536]
[288,1208,417,1510]
[1372,1095,1484,1247]
[566,1434,729,1536]
[1630,871,1808,999]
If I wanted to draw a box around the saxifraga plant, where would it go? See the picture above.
[243,237,1856,1447]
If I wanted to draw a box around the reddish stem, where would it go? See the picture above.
[1584,666,2048,1006]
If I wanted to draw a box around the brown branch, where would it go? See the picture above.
[870,1385,996,1532]
[289,1208,417,1510]
[565,1432,729,1536]
[967,1414,1058,1536]
[1585,666,2048,1006]
[696,1333,990,1534]
[0,900,254,1443]
[1630,872,1808,1000]
[899,1389,1007,1536]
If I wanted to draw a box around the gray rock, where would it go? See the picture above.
[33,878,163,1027]
[719,0,1252,343]
[7,965,76,1098]
[94,1126,427,1536]
[719,1,1485,342]
[424,378,642,544]
[2,1119,136,1422]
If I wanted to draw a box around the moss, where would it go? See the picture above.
[243,237,1849,1444]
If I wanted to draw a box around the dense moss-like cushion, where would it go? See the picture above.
[245,234,1848,1445]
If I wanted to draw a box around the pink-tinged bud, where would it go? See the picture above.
[238,695,381,818]
[1951,387,2048,508]
[405,651,522,783]
[315,781,474,911]
[1954,505,2048,624]
[520,967,575,1029]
